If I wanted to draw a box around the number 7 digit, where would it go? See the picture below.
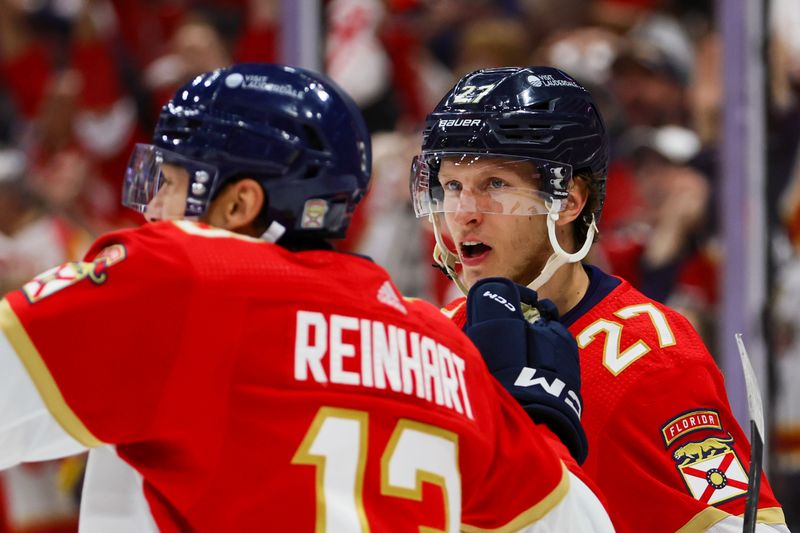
[577,303,676,376]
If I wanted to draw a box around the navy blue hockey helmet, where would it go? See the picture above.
[411,66,610,292]
[411,66,608,223]
[123,63,371,240]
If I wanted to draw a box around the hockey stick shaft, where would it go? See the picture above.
[735,334,764,533]
[743,421,762,533]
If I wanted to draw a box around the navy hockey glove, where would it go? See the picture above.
[464,277,588,463]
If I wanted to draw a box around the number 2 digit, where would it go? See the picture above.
[452,84,496,104]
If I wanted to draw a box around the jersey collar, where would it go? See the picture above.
[559,264,622,328]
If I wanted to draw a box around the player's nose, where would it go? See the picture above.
[144,196,163,223]
[452,190,484,225]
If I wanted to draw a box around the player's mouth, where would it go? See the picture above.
[459,240,492,266]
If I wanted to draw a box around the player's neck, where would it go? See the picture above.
[536,262,589,317]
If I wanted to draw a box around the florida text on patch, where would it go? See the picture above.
[661,409,722,447]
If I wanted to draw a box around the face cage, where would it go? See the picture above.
[122,144,220,220]
[410,152,573,219]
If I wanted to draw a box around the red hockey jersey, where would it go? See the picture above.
[443,265,787,532]
[1,220,586,532]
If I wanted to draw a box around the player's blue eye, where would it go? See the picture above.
[487,178,506,190]
[444,181,462,192]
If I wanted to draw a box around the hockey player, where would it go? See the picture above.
[0,64,613,531]
[411,66,790,532]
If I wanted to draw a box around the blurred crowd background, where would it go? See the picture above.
[0,0,798,530]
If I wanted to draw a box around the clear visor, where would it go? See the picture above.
[122,144,220,221]
[410,152,572,218]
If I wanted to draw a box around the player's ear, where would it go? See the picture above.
[555,175,589,227]
[204,178,266,236]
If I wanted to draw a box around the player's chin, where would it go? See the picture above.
[463,261,526,290]
[461,267,496,290]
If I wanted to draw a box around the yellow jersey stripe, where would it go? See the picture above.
[676,505,787,532]
[461,463,570,532]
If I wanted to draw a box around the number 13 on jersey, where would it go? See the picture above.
[292,407,461,532]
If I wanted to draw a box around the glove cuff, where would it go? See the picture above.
[491,366,588,464]
[523,403,588,464]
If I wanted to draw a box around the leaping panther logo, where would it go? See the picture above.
[673,434,734,465]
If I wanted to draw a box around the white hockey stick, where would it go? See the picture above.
[735,333,764,533]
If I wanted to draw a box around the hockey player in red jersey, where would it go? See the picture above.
[411,66,790,532]
[0,64,614,532]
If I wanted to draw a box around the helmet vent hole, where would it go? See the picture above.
[498,122,550,130]
[303,165,320,180]
[527,100,553,111]
[302,125,325,151]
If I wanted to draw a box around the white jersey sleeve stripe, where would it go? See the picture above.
[0,312,87,467]
[677,506,789,533]
[461,465,614,533]
[0,299,102,448]
[513,471,615,533]
[79,446,159,533]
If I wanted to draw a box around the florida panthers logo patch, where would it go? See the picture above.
[301,199,328,229]
[21,244,127,303]
[664,409,749,505]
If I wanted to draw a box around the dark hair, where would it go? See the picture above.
[571,173,602,247]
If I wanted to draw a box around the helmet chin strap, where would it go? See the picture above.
[260,220,287,243]
[430,205,597,298]
[527,202,596,291]
[430,214,470,295]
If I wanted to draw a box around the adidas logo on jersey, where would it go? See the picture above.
[377,281,407,314]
